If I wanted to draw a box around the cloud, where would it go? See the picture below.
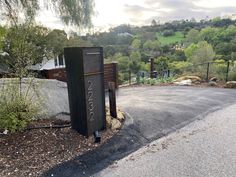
[36,0,236,30]
[122,0,236,25]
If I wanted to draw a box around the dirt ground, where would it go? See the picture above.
[0,118,117,177]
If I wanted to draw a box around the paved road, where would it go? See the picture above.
[116,86,236,140]
[95,104,236,177]
[43,86,236,177]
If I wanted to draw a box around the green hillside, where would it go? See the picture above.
[156,32,185,45]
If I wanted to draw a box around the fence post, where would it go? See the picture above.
[108,82,117,118]
[129,70,131,85]
[226,61,230,82]
[150,58,154,78]
[113,62,118,88]
[206,62,210,81]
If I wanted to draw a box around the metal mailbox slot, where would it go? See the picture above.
[64,47,106,136]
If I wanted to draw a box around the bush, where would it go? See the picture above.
[138,77,174,85]
[157,77,174,83]
[210,60,227,80]
[0,78,42,132]
[169,61,191,75]
[229,66,236,81]
[162,30,175,37]
[150,78,156,85]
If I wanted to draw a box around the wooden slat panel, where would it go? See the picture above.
[43,63,118,89]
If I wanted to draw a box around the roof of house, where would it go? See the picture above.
[27,63,42,71]
[40,59,65,70]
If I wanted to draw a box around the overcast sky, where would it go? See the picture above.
[36,0,236,32]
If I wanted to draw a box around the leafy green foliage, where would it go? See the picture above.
[0,78,42,132]
[0,0,94,27]
[0,26,6,50]
[156,32,184,45]
[45,29,68,56]
[131,39,141,49]
[185,29,200,44]
[143,40,161,51]
[154,56,169,71]
[162,29,175,37]
[2,24,49,77]
[185,41,215,64]
[228,62,236,81]
[139,77,174,85]
[210,60,228,80]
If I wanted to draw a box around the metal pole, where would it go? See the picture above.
[167,69,170,78]
[150,58,154,78]
[108,82,117,118]
[206,62,210,82]
[226,61,230,82]
[129,70,131,85]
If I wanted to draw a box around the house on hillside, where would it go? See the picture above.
[30,54,118,88]
[29,54,67,82]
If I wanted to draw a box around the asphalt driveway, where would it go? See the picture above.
[43,86,236,177]
[95,104,236,177]
[116,86,236,140]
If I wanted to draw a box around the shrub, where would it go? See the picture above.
[210,60,227,80]
[150,78,156,85]
[157,77,174,83]
[0,78,42,132]
[162,30,175,37]
[229,66,236,81]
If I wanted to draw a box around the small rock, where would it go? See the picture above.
[208,81,217,87]
[174,76,201,83]
[116,111,125,122]
[174,79,192,86]
[111,119,122,130]
[194,81,201,85]
[106,115,112,128]
[210,77,217,82]
[106,107,110,115]
[3,129,8,135]
[225,81,236,88]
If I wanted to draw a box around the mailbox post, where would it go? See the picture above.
[64,47,106,136]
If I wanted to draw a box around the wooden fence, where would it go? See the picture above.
[42,62,118,89]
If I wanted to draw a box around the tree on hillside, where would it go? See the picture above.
[143,40,161,60]
[162,29,174,37]
[185,41,215,64]
[217,25,236,43]
[151,19,157,26]
[155,56,169,71]
[211,17,233,27]
[131,39,141,49]
[186,29,200,45]
[46,29,68,57]
[111,24,132,34]
[199,27,218,44]
[143,40,161,51]
[67,35,92,48]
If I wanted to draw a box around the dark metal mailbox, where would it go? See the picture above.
[64,47,106,136]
